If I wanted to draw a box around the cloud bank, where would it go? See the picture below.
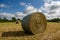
[41,0,60,19]
[0,0,60,20]
[0,4,9,8]
[0,13,15,20]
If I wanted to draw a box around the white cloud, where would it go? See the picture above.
[1,0,60,20]
[23,5,42,14]
[40,0,60,19]
[0,3,42,20]
[20,2,26,6]
[0,4,9,7]
[0,13,15,20]
[15,5,41,20]
[24,5,37,14]
[16,5,42,20]
[0,12,27,20]
[20,2,32,8]
[44,0,54,3]
[15,12,27,20]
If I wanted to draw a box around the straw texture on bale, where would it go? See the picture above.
[22,12,47,34]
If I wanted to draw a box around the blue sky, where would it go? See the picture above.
[0,0,60,20]
[0,0,44,13]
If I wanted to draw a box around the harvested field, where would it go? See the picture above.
[0,22,60,40]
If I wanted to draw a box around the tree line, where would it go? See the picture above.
[0,17,60,22]
[0,17,17,22]
[47,18,60,22]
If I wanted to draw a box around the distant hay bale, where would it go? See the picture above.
[57,21,60,23]
[22,12,47,34]
[16,21,19,24]
[16,19,21,24]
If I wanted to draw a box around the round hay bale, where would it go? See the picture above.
[16,19,21,24]
[16,21,19,24]
[22,12,47,34]
[57,21,60,23]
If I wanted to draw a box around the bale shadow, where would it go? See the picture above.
[2,31,32,37]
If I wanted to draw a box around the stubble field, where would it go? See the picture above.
[0,22,60,40]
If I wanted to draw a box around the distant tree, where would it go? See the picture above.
[0,18,2,22]
[0,17,17,22]
[3,17,7,22]
[12,17,16,22]
[47,18,60,22]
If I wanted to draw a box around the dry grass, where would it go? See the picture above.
[0,22,60,40]
[0,22,23,32]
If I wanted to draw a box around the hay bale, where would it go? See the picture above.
[16,19,20,24]
[22,12,47,34]
[16,21,19,24]
[57,21,60,23]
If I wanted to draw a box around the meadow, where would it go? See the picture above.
[0,22,60,40]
